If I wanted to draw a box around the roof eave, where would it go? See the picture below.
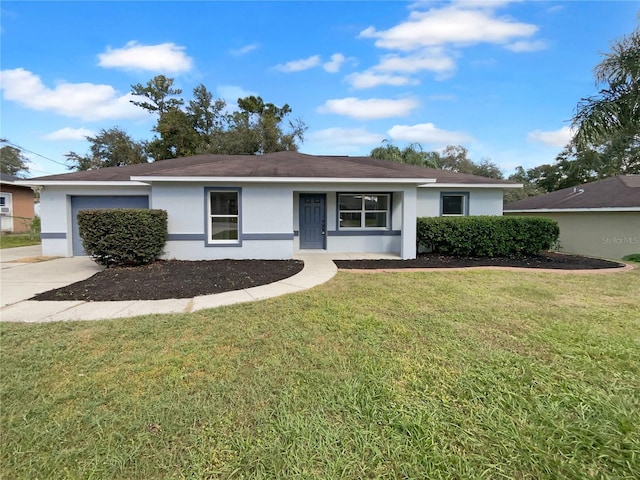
[504,207,640,213]
[421,182,522,189]
[18,180,150,187]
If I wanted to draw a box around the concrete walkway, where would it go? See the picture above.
[1,247,388,323]
[1,246,104,308]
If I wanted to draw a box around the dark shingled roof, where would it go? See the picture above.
[29,151,515,185]
[1,173,19,183]
[504,175,640,210]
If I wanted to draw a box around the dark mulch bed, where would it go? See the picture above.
[32,259,304,302]
[31,253,627,303]
[335,252,626,270]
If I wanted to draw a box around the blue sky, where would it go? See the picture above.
[1,1,637,177]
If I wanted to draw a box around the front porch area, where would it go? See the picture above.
[293,188,417,259]
[294,250,402,260]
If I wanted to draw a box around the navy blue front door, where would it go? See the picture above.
[299,194,326,249]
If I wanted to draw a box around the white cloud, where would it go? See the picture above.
[216,85,258,102]
[305,127,385,154]
[345,71,417,89]
[229,43,259,56]
[323,53,346,73]
[374,49,456,74]
[318,97,419,120]
[354,3,542,85]
[348,48,457,85]
[527,126,574,147]
[43,127,95,141]
[98,41,193,73]
[0,68,150,121]
[359,5,538,50]
[274,55,321,72]
[388,123,474,145]
[506,40,548,52]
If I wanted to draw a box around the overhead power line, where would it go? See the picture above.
[0,139,70,168]
[27,167,57,176]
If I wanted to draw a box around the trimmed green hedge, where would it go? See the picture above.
[77,209,168,267]
[417,216,559,257]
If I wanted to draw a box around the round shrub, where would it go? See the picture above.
[77,208,168,267]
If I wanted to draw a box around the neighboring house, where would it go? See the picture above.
[0,173,36,233]
[504,175,640,259]
[21,152,519,260]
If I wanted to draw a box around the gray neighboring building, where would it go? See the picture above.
[504,175,640,259]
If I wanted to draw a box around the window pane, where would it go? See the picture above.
[339,195,362,210]
[365,212,387,228]
[364,195,388,211]
[211,217,238,240]
[210,192,238,215]
[339,212,361,228]
[442,195,464,215]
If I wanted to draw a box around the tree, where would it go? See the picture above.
[146,108,202,161]
[571,24,639,173]
[559,134,639,182]
[473,157,504,179]
[504,151,603,202]
[573,25,639,149]
[370,140,438,167]
[129,78,307,161]
[66,128,148,171]
[0,140,30,177]
[427,145,504,178]
[512,129,640,197]
[434,145,476,173]
[130,75,184,116]
[369,142,504,178]
[218,95,306,155]
[186,84,227,148]
[504,165,554,203]
[510,24,640,194]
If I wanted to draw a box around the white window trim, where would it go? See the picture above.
[441,192,469,216]
[205,188,241,246]
[0,193,12,214]
[338,193,391,230]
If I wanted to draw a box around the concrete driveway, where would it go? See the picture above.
[0,249,338,323]
[0,245,103,308]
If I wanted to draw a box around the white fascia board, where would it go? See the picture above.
[505,207,640,213]
[16,180,150,187]
[420,183,523,189]
[129,176,437,184]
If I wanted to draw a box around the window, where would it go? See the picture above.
[338,194,390,229]
[208,190,239,243]
[441,193,468,216]
[0,193,9,211]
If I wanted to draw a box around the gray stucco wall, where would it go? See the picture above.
[504,211,640,259]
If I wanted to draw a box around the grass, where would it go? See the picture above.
[0,233,40,249]
[2,269,639,479]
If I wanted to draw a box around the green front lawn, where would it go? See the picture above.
[0,233,41,249]
[2,269,639,479]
